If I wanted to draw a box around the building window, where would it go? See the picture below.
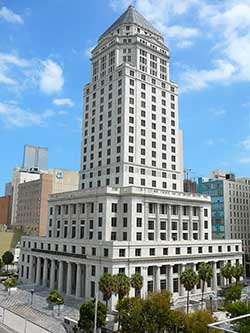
[135,249,141,256]
[149,248,155,256]
[119,249,125,258]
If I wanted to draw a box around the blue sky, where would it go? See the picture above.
[1,0,250,195]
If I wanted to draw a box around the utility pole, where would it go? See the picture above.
[94,290,98,333]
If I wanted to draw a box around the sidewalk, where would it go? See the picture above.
[0,283,81,333]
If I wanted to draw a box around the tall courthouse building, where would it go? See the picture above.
[19,6,242,308]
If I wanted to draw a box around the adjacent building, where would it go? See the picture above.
[22,144,48,172]
[19,6,242,309]
[15,169,79,236]
[0,195,11,225]
[199,170,250,274]
[10,167,41,226]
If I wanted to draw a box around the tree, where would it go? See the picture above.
[0,258,3,272]
[143,291,172,333]
[117,291,174,333]
[47,290,64,305]
[198,263,213,306]
[221,263,233,287]
[130,272,143,297]
[112,273,130,300]
[99,273,114,309]
[2,251,14,273]
[78,300,106,330]
[226,301,250,332]
[185,310,215,333]
[225,284,242,303]
[116,297,145,333]
[180,267,199,314]
[232,264,244,284]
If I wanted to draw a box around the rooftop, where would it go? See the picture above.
[99,5,162,40]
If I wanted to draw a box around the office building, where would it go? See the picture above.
[0,196,11,225]
[199,170,250,274]
[22,144,48,172]
[19,6,242,309]
[15,169,79,236]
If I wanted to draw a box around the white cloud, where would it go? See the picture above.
[239,157,250,164]
[109,0,200,46]
[180,59,236,92]
[167,25,199,39]
[0,6,23,24]
[209,108,227,118]
[0,53,64,96]
[39,60,64,94]
[0,102,54,127]
[0,53,28,86]
[205,139,214,146]
[176,40,193,49]
[181,1,250,91]
[241,137,250,150]
[57,110,68,116]
[53,98,74,107]
[84,45,95,58]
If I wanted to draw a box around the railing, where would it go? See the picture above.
[0,305,52,333]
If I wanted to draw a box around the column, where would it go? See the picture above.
[42,258,48,287]
[35,257,41,285]
[155,266,160,292]
[167,205,171,241]
[212,262,217,292]
[179,206,183,240]
[156,204,160,241]
[85,264,90,298]
[66,262,72,295]
[58,261,64,292]
[168,265,173,294]
[29,256,35,283]
[180,264,185,296]
[76,263,82,297]
[199,207,204,241]
[143,203,148,241]
[142,267,147,299]
[189,207,193,241]
[50,259,55,289]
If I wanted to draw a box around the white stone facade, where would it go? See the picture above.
[19,6,242,309]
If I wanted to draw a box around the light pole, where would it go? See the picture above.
[57,298,61,316]
[30,289,34,306]
[94,290,98,333]
[209,295,213,313]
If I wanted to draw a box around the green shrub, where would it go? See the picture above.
[47,290,64,305]
[3,277,17,288]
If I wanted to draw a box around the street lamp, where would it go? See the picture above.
[209,295,213,313]
[30,289,34,305]
[57,298,61,316]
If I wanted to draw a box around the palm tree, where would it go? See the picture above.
[99,273,114,309]
[180,267,199,314]
[112,273,131,300]
[198,263,213,306]
[232,264,245,284]
[130,273,143,297]
[221,263,233,287]
[113,273,131,330]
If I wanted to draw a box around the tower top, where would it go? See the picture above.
[99,5,163,40]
